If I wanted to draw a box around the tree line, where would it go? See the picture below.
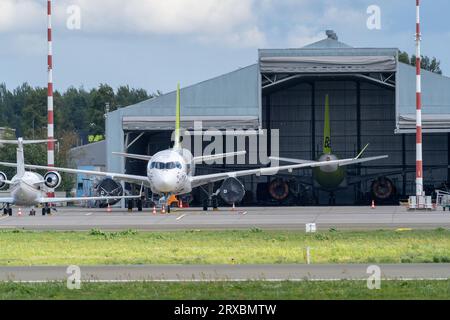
[398,51,442,75]
[0,83,155,191]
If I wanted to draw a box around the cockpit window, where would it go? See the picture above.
[150,162,182,170]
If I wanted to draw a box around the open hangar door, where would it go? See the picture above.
[261,75,450,205]
[121,117,264,207]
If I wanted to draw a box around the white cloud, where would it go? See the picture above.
[287,26,324,48]
[0,0,43,32]
[284,2,368,48]
[0,0,266,47]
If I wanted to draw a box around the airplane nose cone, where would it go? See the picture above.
[154,172,178,193]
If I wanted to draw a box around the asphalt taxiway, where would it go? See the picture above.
[0,206,449,231]
[1,264,449,282]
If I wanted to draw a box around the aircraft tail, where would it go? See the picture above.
[323,94,332,155]
[174,83,181,150]
[0,138,56,177]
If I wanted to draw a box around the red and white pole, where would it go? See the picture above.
[415,0,423,197]
[47,0,55,197]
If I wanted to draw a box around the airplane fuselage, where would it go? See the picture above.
[147,148,194,196]
[313,153,346,190]
[9,172,46,206]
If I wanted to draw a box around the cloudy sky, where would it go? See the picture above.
[1,0,449,93]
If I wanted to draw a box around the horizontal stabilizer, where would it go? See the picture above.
[112,152,152,161]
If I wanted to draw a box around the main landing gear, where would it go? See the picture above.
[201,184,219,211]
[127,199,143,212]
[42,204,51,216]
[2,204,12,216]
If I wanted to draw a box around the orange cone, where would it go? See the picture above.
[107,204,112,213]
[161,205,166,214]
[152,205,156,215]
[18,208,22,216]
[179,200,183,208]
[371,200,376,209]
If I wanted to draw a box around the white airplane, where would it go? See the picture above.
[0,85,388,212]
[0,138,141,216]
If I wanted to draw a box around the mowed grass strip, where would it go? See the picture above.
[0,229,449,266]
[0,281,449,300]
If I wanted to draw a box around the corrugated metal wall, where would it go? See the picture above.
[263,80,449,204]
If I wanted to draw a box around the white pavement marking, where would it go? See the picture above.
[85,213,93,216]
[176,214,187,221]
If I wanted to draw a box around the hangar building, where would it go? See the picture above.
[105,33,450,206]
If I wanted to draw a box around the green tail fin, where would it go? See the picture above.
[323,94,332,154]
[174,83,181,150]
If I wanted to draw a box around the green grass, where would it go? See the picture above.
[0,229,449,266]
[0,281,449,300]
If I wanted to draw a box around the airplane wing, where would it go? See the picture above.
[0,162,150,187]
[193,151,247,164]
[0,198,14,204]
[269,156,315,165]
[112,152,152,161]
[191,155,388,188]
[38,194,142,204]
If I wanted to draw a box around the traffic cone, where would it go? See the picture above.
[152,205,156,215]
[232,203,236,211]
[179,200,183,208]
[371,200,376,209]
[18,208,22,216]
[107,204,112,213]
[161,205,166,214]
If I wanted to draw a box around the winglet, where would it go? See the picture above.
[356,143,370,159]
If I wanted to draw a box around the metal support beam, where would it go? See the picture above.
[311,82,316,160]
[265,94,272,184]
[126,132,145,150]
[356,81,362,200]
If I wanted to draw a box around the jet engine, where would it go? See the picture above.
[0,172,7,190]
[44,171,62,189]
[269,178,290,202]
[95,178,124,207]
[371,177,396,200]
[219,177,245,205]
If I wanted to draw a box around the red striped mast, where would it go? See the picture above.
[415,0,423,197]
[47,0,55,197]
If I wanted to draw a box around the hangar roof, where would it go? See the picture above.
[106,35,450,172]
[110,64,260,132]
[69,140,106,168]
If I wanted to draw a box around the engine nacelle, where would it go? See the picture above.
[371,177,396,200]
[96,178,124,208]
[219,177,245,205]
[269,178,290,202]
[0,172,7,190]
[44,171,62,189]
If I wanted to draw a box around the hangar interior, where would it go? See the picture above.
[105,34,450,206]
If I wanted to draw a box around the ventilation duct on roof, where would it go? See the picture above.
[326,30,338,40]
